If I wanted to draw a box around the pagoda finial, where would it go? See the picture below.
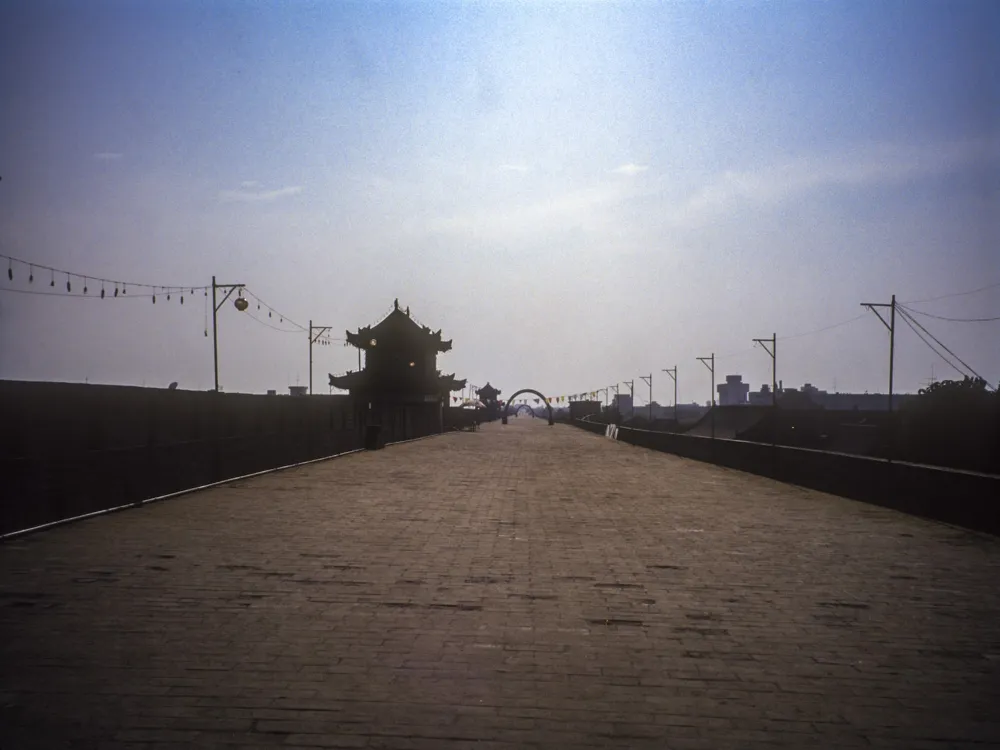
[394,298,399,310]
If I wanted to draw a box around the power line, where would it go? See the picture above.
[715,314,867,359]
[902,280,1000,305]
[896,306,994,389]
[897,306,985,381]
[896,312,971,381]
[899,305,1000,323]
[778,313,868,341]
[714,347,755,361]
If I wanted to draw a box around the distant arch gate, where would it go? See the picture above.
[511,404,536,418]
[502,389,554,426]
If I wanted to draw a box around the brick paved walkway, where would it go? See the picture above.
[2,419,999,749]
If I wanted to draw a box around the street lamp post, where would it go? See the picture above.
[640,374,652,421]
[212,275,246,393]
[861,294,897,460]
[753,333,777,447]
[662,367,678,425]
[309,321,333,395]
[696,354,715,439]
[596,387,609,409]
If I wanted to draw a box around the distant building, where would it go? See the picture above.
[799,383,917,411]
[611,393,633,416]
[747,380,918,411]
[717,375,750,406]
[289,385,308,396]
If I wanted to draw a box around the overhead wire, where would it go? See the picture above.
[896,306,994,389]
[898,305,1000,323]
[777,313,868,341]
[715,313,868,362]
[902,280,1000,305]
[243,309,304,334]
[896,312,971,381]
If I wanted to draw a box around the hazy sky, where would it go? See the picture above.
[1,0,998,403]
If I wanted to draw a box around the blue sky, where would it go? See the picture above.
[1,0,998,401]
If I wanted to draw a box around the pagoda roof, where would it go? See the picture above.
[328,370,366,391]
[476,382,501,398]
[439,374,467,393]
[345,300,452,352]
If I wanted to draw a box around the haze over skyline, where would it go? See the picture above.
[1,0,998,402]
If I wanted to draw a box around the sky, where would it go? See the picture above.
[1,0,998,404]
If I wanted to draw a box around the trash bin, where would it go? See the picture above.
[364,425,382,450]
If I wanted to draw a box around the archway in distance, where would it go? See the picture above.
[502,389,554,426]
[511,403,536,418]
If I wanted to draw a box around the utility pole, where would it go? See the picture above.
[861,294,897,461]
[753,333,777,447]
[640,374,652,421]
[662,367,678,425]
[212,275,246,393]
[860,295,896,413]
[624,380,635,420]
[696,354,715,439]
[308,321,332,395]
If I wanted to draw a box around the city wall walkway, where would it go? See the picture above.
[2,418,998,749]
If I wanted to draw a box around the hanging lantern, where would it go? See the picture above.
[234,292,249,311]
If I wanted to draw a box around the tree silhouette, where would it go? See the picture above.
[901,376,999,473]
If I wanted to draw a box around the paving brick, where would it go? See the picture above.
[2,419,999,748]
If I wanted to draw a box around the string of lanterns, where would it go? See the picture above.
[238,287,306,334]
[0,253,343,344]
[449,393,601,405]
[2,252,209,302]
